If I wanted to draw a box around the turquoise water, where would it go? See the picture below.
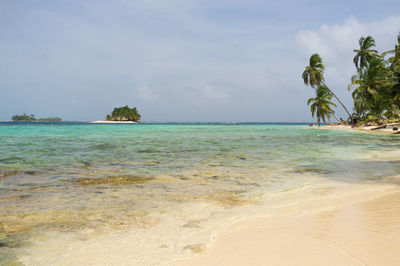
[1,123,400,264]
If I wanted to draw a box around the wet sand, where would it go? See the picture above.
[178,190,400,266]
[19,184,400,265]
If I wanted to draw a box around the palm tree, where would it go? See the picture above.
[353,36,378,71]
[307,85,337,126]
[302,54,325,87]
[348,56,394,120]
[383,33,400,71]
[302,53,352,120]
[386,34,400,112]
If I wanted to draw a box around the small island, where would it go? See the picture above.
[90,105,141,123]
[12,113,62,122]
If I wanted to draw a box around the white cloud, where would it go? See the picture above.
[295,15,400,119]
[296,15,400,62]
[136,85,159,101]
[296,16,400,84]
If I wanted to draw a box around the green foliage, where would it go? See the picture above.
[353,36,378,71]
[106,105,141,122]
[307,85,337,126]
[11,113,36,121]
[304,33,400,125]
[348,33,400,122]
[302,53,325,88]
[37,117,62,122]
[302,54,352,120]
[11,114,62,122]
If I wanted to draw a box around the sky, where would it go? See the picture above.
[1,0,400,122]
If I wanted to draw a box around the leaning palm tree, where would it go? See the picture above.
[353,36,378,71]
[307,85,337,126]
[302,53,352,120]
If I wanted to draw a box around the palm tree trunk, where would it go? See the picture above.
[317,119,320,127]
[331,113,340,122]
[321,81,352,121]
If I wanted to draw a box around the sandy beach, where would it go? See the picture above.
[321,124,400,135]
[177,188,400,266]
[18,178,400,266]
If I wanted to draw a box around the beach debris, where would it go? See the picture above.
[371,125,387,130]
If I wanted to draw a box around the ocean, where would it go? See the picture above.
[1,122,400,264]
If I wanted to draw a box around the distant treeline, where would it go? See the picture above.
[12,113,62,122]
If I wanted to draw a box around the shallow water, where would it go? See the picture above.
[0,123,399,264]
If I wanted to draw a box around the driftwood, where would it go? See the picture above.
[371,125,387,130]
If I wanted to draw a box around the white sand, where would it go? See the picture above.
[321,124,400,134]
[177,190,400,266]
[18,181,400,266]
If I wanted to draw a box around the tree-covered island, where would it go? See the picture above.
[106,106,141,122]
[11,114,62,122]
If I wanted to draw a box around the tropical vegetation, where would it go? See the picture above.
[307,85,337,126]
[37,117,62,122]
[12,113,36,121]
[106,105,141,122]
[303,32,400,126]
[11,114,62,122]
[302,54,352,121]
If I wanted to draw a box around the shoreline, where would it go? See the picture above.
[18,177,400,265]
[320,124,400,135]
[177,187,400,265]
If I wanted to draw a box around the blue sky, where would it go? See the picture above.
[1,0,400,121]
